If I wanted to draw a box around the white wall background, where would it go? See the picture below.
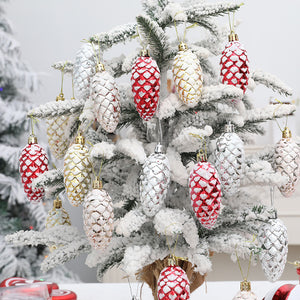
[5,0,300,283]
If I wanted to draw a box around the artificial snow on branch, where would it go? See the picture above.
[136,15,171,67]
[90,23,137,50]
[51,61,74,74]
[116,208,148,237]
[251,70,293,96]
[187,245,212,274]
[166,147,189,186]
[157,93,187,119]
[31,169,64,190]
[171,125,213,153]
[116,138,146,164]
[28,99,84,119]
[105,54,127,78]
[90,142,116,160]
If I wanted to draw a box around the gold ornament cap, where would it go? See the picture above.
[96,63,105,72]
[168,255,178,266]
[178,42,188,51]
[228,32,239,42]
[56,92,65,101]
[225,122,235,133]
[28,134,38,144]
[140,48,150,57]
[75,132,85,145]
[53,198,62,209]
[240,280,251,292]
[155,143,163,154]
[282,127,292,139]
[93,177,103,190]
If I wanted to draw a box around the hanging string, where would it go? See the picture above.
[272,98,289,133]
[183,23,198,42]
[189,133,207,161]
[173,19,181,43]
[28,115,39,136]
[157,118,163,145]
[60,63,67,94]
[71,73,75,100]
[228,12,236,35]
[91,160,104,179]
[270,185,275,207]
[135,25,147,49]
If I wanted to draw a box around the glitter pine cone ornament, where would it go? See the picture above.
[63,132,92,207]
[220,32,249,93]
[258,218,288,282]
[172,42,203,107]
[83,177,114,250]
[47,92,70,160]
[91,62,121,133]
[232,280,258,300]
[73,42,98,99]
[273,127,300,197]
[19,134,48,202]
[131,49,160,121]
[139,144,170,217]
[189,153,222,230]
[45,197,71,229]
[157,258,190,300]
[215,122,244,196]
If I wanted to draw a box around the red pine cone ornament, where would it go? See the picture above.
[91,63,121,133]
[220,33,249,93]
[189,158,222,229]
[19,135,48,202]
[263,284,300,300]
[157,265,190,300]
[131,49,160,121]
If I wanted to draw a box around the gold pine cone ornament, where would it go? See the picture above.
[46,92,70,160]
[63,132,92,206]
[83,177,114,250]
[172,42,203,107]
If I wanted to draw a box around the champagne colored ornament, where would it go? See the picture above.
[220,24,250,93]
[131,48,160,121]
[172,42,203,107]
[215,122,244,196]
[157,257,190,300]
[63,132,92,206]
[139,144,170,217]
[73,42,98,99]
[83,177,114,249]
[189,148,222,229]
[258,218,288,282]
[45,197,71,229]
[273,127,300,197]
[91,62,121,133]
[19,131,48,203]
[233,280,258,300]
[47,69,71,160]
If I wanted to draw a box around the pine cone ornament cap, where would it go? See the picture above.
[139,144,170,217]
[131,51,160,121]
[220,35,249,93]
[189,160,222,229]
[215,123,244,196]
[258,218,288,282]
[19,135,49,202]
[83,180,114,250]
[172,42,203,107]
[63,132,92,206]
[232,280,258,300]
[157,265,190,300]
[91,67,121,133]
[273,127,300,197]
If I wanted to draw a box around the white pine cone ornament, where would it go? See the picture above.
[258,218,288,282]
[273,127,300,197]
[45,198,71,229]
[157,264,190,300]
[232,281,258,300]
[131,49,160,121]
[220,33,249,93]
[91,63,121,133]
[189,158,222,229]
[73,43,98,99]
[139,144,170,217]
[83,177,114,249]
[46,93,70,160]
[63,132,92,206]
[215,123,244,196]
[19,135,48,202]
[172,42,203,107]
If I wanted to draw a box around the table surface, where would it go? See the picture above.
[60,281,298,300]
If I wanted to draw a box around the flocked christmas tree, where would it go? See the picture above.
[0,1,78,283]
[6,0,300,298]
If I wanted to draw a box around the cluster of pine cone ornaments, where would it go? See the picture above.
[17,27,300,300]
